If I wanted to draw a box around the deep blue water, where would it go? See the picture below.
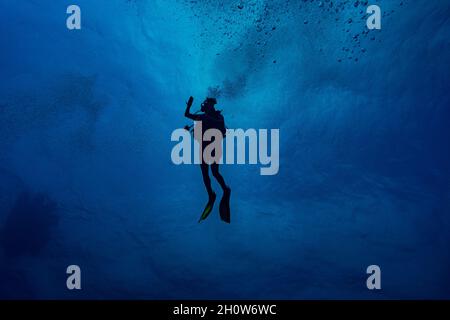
[0,0,449,299]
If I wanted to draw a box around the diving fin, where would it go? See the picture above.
[219,187,231,224]
[199,193,216,223]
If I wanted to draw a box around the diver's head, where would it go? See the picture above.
[201,97,217,114]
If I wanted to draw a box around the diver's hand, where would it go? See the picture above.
[187,96,194,108]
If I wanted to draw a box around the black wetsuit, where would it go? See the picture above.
[185,109,228,198]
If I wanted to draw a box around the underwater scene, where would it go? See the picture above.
[0,0,449,299]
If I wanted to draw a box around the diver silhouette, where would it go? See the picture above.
[184,96,231,223]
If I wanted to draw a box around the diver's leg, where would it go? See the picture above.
[211,163,228,191]
[200,163,214,197]
[212,163,231,223]
[199,163,216,222]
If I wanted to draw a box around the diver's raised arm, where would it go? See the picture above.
[184,96,193,116]
[184,96,202,121]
